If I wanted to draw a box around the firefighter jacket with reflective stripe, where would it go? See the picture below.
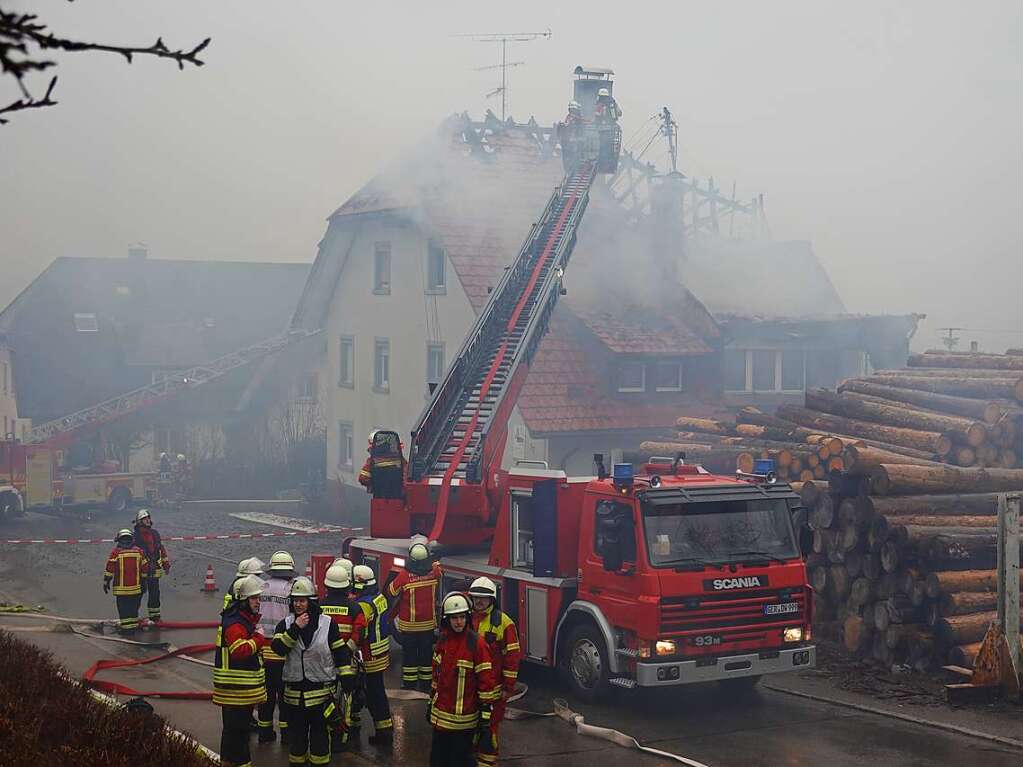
[133,525,169,577]
[213,606,267,707]
[430,627,499,731]
[387,562,441,632]
[259,575,293,662]
[472,606,522,694]
[104,545,148,596]
[320,591,357,680]
[272,610,350,707]
[358,454,404,487]
[353,591,391,673]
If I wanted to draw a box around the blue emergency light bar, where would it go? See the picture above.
[612,463,634,489]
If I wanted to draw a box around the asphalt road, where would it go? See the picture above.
[2,503,1022,767]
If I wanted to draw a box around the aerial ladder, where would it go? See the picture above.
[369,66,622,546]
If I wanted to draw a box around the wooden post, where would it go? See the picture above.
[998,492,1021,672]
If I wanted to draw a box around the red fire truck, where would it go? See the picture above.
[344,67,815,699]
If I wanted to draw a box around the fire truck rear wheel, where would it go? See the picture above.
[561,623,611,703]
[108,487,131,514]
[718,675,761,693]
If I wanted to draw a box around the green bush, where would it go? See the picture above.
[0,630,215,767]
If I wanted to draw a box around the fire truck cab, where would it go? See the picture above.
[350,457,815,700]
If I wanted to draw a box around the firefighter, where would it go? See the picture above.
[223,556,266,611]
[103,528,149,634]
[388,539,441,692]
[270,576,349,767]
[357,430,405,499]
[469,576,522,766]
[257,550,295,744]
[213,574,268,767]
[429,592,500,767]
[319,563,358,752]
[593,87,622,123]
[133,508,170,624]
[352,563,393,745]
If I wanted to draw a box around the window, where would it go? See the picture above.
[373,242,391,294]
[299,372,318,401]
[511,493,534,568]
[426,239,446,293]
[426,343,445,387]
[617,362,645,393]
[752,350,776,391]
[73,313,98,332]
[594,500,637,562]
[374,339,390,392]
[338,336,354,387]
[338,421,354,470]
[724,349,747,392]
[653,361,683,392]
[781,350,806,391]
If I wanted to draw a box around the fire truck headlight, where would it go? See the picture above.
[655,640,676,656]
[783,627,803,643]
[393,557,406,568]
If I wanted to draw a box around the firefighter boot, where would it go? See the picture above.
[418,678,432,694]
[257,727,276,744]
[368,728,393,747]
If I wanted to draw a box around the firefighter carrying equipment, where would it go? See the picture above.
[213,601,267,708]
[324,563,351,590]
[353,564,376,590]
[269,550,296,573]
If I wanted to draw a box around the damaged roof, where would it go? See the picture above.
[0,257,309,423]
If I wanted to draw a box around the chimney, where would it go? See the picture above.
[128,243,148,260]
[970,340,979,352]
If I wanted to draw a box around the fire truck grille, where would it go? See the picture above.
[659,588,807,635]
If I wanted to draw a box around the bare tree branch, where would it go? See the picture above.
[0,7,209,124]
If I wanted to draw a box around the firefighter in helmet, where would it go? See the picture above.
[351,563,394,744]
[270,576,349,767]
[469,576,522,766]
[223,556,266,611]
[388,538,442,692]
[357,430,406,499]
[593,87,622,123]
[257,550,295,743]
[214,574,268,767]
[429,592,500,766]
[133,508,170,624]
[320,563,359,751]
[103,528,149,634]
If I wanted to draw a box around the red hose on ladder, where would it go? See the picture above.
[428,165,589,542]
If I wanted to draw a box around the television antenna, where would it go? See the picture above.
[938,327,963,351]
[458,29,551,121]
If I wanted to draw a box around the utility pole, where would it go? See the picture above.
[938,327,964,351]
[659,107,679,174]
[459,29,551,121]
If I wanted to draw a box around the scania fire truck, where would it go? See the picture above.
[345,67,815,699]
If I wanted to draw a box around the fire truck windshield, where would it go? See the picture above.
[641,498,798,568]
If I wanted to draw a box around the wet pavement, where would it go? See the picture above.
[2,503,1023,766]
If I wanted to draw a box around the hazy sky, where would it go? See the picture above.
[3,1,1022,352]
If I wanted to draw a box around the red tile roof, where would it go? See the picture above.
[576,308,713,355]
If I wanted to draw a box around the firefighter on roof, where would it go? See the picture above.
[358,430,406,499]
[271,576,349,767]
[469,576,522,766]
[214,574,268,767]
[388,539,441,692]
[429,592,500,766]
[133,508,170,624]
[103,528,148,634]
[351,563,394,745]
[593,87,622,123]
[319,563,359,752]
[257,550,295,744]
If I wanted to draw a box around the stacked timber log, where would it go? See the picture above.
[637,350,1023,672]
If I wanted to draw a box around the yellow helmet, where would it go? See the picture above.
[324,564,351,590]
[269,551,295,573]
[235,557,266,577]
[289,576,317,598]
[353,564,376,589]
[234,574,266,600]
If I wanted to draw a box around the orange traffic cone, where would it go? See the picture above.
[202,564,217,593]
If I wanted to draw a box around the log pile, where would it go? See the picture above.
[638,350,1023,673]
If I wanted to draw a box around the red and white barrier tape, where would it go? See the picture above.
[0,527,362,545]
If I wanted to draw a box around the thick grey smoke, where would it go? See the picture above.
[2,2,1021,351]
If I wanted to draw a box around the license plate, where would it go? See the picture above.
[764,602,799,615]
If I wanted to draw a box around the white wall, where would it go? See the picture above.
[323,218,476,493]
[0,346,30,441]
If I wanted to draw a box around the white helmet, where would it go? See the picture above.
[409,542,429,562]
[333,556,354,576]
[159,452,168,459]
[324,563,351,590]
[353,564,376,589]
[135,508,151,524]
[269,551,296,573]
[235,557,266,577]
[442,592,471,617]
[234,574,266,600]
[598,87,610,97]
[468,576,498,601]
[290,576,317,598]
[568,100,581,111]
[116,528,133,543]
[176,454,186,462]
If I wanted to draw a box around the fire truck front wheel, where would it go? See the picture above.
[560,623,611,703]
[108,487,131,514]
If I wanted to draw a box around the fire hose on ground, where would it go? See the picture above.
[1,608,712,766]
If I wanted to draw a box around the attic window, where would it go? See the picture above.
[654,361,683,392]
[617,362,645,393]
[73,313,98,333]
